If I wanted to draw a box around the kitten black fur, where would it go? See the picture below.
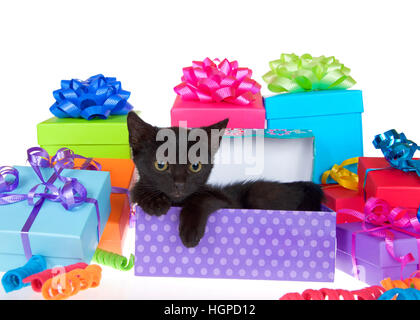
[127,111,324,248]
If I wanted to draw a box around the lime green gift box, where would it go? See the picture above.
[37,113,137,159]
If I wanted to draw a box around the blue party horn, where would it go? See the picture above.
[1,255,47,293]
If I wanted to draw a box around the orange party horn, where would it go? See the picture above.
[41,264,102,300]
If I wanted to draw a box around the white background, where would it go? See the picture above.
[1,0,419,300]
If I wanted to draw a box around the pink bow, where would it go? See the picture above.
[339,197,420,280]
[174,58,261,105]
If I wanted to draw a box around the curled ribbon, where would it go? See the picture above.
[373,129,420,177]
[321,157,359,191]
[262,53,356,93]
[338,197,420,280]
[23,262,88,292]
[0,147,104,260]
[378,288,420,300]
[174,58,261,105]
[50,74,133,120]
[381,270,420,291]
[41,264,102,300]
[92,248,134,271]
[279,286,385,300]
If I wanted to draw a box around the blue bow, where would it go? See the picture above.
[373,129,420,177]
[49,74,133,120]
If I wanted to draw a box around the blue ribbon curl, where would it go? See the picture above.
[373,129,420,177]
[372,129,420,222]
[378,288,420,300]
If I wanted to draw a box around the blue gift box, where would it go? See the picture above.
[0,166,111,271]
[264,90,364,183]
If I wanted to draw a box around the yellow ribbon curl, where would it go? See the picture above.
[321,157,359,191]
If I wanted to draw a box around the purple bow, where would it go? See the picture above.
[0,147,103,260]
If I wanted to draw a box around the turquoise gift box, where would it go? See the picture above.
[264,90,364,184]
[0,166,111,271]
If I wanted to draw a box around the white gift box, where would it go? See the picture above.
[207,129,314,185]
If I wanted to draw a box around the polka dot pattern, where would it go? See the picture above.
[135,206,336,282]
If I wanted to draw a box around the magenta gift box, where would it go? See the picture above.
[336,222,419,285]
[170,93,265,129]
[135,206,336,282]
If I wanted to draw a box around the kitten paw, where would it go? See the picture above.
[179,218,205,248]
[138,194,171,216]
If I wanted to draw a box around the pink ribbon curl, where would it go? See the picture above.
[174,58,261,105]
[338,197,420,281]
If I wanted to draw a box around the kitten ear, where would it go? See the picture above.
[202,118,229,155]
[207,118,229,132]
[127,111,157,151]
[202,118,229,135]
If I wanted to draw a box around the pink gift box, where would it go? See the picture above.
[171,93,265,129]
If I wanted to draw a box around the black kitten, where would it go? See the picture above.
[127,112,323,248]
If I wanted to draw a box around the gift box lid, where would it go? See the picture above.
[264,90,364,119]
[208,128,315,184]
[357,157,420,208]
[358,157,420,189]
[37,112,139,146]
[336,222,419,268]
[172,92,264,112]
[223,128,314,139]
[0,166,111,260]
[171,93,265,128]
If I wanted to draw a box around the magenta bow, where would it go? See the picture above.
[174,58,261,105]
[338,197,420,280]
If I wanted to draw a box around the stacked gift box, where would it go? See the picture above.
[1,55,420,300]
[162,55,419,286]
[334,130,420,284]
[37,74,137,159]
[0,74,138,277]
[131,56,342,282]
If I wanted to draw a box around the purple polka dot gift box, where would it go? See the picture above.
[134,206,336,282]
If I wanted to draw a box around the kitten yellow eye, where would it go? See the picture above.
[154,161,168,171]
[189,162,202,173]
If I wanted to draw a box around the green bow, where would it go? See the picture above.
[262,53,356,93]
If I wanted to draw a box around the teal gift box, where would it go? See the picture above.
[0,166,111,271]
[264,90,364,183]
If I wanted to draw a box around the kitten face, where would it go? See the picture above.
[127,112,228,202]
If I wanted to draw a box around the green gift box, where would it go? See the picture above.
[37,113,138,159]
